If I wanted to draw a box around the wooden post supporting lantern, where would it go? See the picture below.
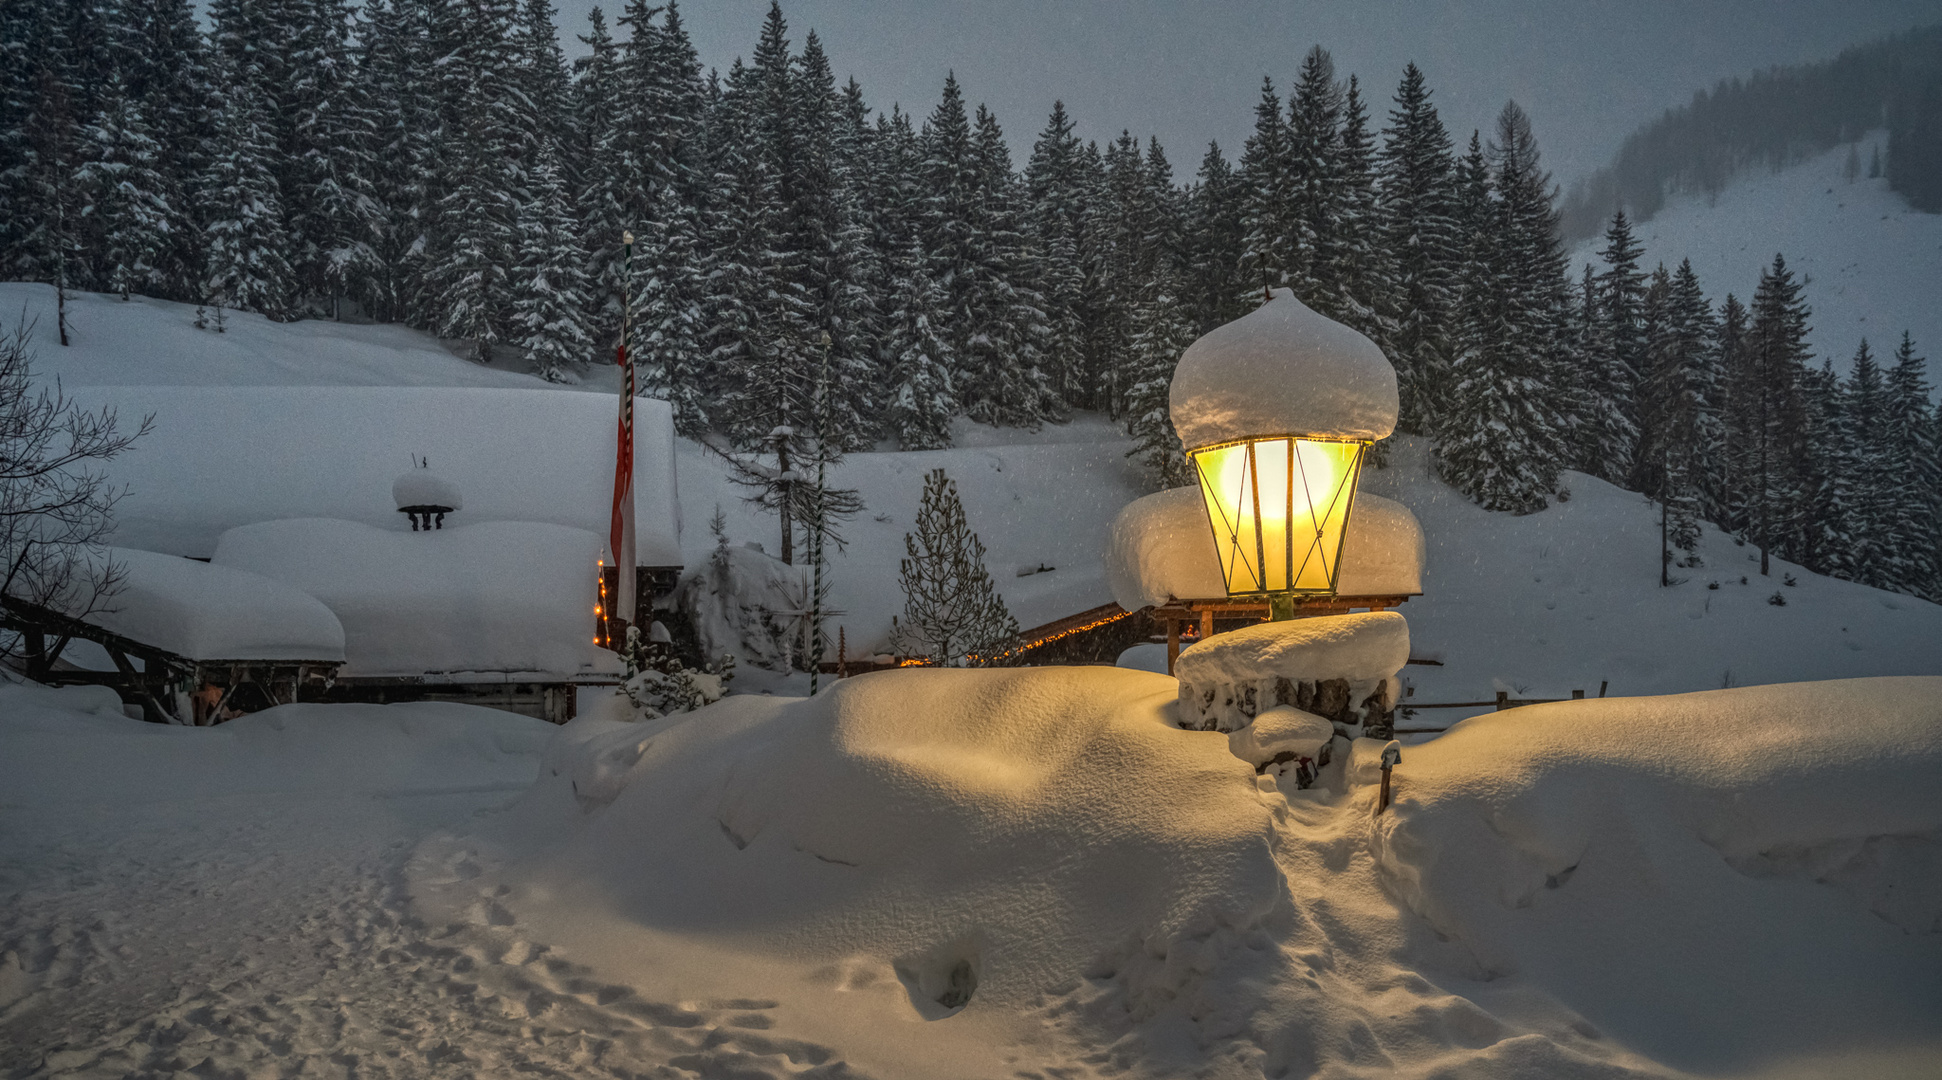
[1171,287,1399,622]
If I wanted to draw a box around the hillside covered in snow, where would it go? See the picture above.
[1565,134,1942,375]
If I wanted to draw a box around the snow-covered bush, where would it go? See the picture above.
[615,624,732,720]
[675,521,814,672]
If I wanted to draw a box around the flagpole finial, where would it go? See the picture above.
[622,230,635,246]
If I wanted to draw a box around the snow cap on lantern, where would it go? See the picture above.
[1169,287,1398,449]
[393,457,462,531]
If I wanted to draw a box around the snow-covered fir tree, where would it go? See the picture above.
[1377,62,1457,435]
[880,239,957,450]
[892,468,1018,666]
[1122,268,1197,487]
[1736,254,1814,576]
[510,147,594,382]
[197,58,296,319]
[1588,209,1647,485]
[633,183,713,435]
[1881,333,1939,598]
[73,77,175,301]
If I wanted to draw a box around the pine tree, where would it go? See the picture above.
[285,0,382,316]
[1589,208,1646,483]
[1123,267,1197,486]
[892,468,1019,667]
[1236,76,1294,298]
[1286,46,1342,302]
[1024,101,1090,403]
[424,0,525,361]
[880,240,956,450]
[1437,113,1569,515]
[1377,63,1457,435]
[113,0,214,297]
[510,147,594,382]
[633,184,712,434]
[1637,260,1720,564]
[1182,141,1245,335]
[355,0,441,324]
[1739,254,1813,576]
[198,59,296,319]
[1835,339,1891,585]
[1714,292,1753,530]
[957,104,1055,429]
[74,77,176,301]
[1882,333,1938,598]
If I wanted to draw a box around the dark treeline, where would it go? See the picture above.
[1563,24,1942,235]
[2,0,1938,601]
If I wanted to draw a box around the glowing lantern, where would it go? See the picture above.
[1170,289,1398,617]
[1188,434,1365,600]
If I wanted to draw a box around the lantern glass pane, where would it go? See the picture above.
[1190,437,1365,596]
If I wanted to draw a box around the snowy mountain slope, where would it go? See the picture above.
[1566,133,1942,374]
[1366,438,1942,716]
[0,282,566,390]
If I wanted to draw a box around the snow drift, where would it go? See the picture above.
[1374,677,1942,1073]
[480,666,1285,1017]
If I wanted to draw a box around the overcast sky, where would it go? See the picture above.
[557,0,1942,188]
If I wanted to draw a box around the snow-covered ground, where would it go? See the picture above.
[1566,132,1942,375]
[7,669,1938,1078]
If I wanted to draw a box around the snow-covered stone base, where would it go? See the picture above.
[1174,611,1409,735]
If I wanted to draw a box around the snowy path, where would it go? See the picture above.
[0,699,860,1079]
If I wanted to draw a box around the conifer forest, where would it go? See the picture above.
[2,0,1938,604]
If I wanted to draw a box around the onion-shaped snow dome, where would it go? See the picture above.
[393,457,463,531]
[1167,288,1400,600]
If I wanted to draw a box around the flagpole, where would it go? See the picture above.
[613,231,639,635]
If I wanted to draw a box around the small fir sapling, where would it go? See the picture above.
[891,468,1019,667]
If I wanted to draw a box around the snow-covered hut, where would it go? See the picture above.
[6,547,346,723]
[46,385,676,721]
[213,518,618,721]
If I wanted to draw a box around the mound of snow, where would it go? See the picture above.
[51,547,344,662]
[1105,485,1424,610]
[1376,677,1942,1071]
[480,666,1284,1017]
[1169,287,1398,448]
[212,518,617,679]
[0,680,553,806]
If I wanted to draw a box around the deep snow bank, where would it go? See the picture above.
[483,666,1284,1015]
[1375,677,1942,1072]
[0,677,553,805]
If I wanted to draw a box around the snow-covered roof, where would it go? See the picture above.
[66,386,680,567]
[1104,486,1425,611]
[211,518,619,679]
[1169,287,1399,448]
[58,547,345,663]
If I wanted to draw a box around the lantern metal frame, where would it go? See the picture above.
[1186,432,1369,616]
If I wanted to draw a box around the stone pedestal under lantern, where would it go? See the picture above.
[1172,611,1409,737]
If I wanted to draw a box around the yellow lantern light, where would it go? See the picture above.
[1169,288,1399,618]
[1188,434,1366,598]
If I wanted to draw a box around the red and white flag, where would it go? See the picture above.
[611,235,638,627]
